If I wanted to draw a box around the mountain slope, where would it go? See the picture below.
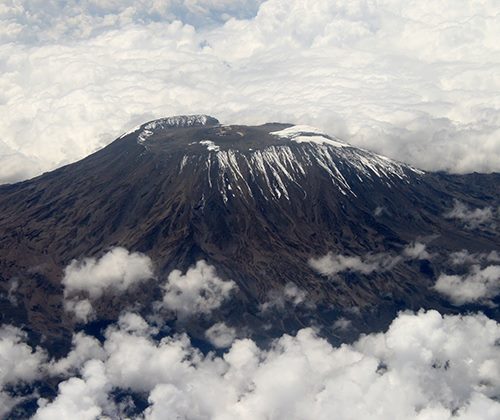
[0,115,498,350]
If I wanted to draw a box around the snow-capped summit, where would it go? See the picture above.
[136,114,220,143]
[124,118,423,202]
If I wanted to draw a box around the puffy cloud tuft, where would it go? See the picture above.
[434,265,500,305]
[162,260,236,318]
[259,282,310,312]
[205,322,237,348]
[445,200,498,230]
[62,247,153,321]
[0,325,47,417]
[309,242,429,277]
[62,247,154,299]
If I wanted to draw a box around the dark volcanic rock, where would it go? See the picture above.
[0,115,499,350]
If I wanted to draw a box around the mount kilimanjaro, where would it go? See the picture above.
[0,115,498,352]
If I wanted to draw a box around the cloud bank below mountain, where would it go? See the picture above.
[1,310,497,419]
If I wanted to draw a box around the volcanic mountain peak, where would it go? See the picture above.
[120,114,220,143]
[115,116,427,203]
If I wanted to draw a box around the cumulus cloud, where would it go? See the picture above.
[434,265,500,305]
[23,310,500,419]
[332,317,352,331]
[309,242,429,277]
[259,282,310,312]
[445,200,498,230]
[0,325,47,417]
[49,333,105,377]
[35,360,113,420]
[63,247,154,299]
[64,298,94,323]
[62,247,153,322]
[449,249,500,266]
[161,260,236,318]
[309,253,399,276]
[205,322,237,348]
[402,242,431,260]
[1,0,500,184]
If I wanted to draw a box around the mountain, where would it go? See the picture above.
[0,115,499,352]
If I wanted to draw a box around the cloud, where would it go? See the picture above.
[1,0,500,184]
[161,260,237,318]
[434,264,500,305]
[449,249,500,266]
[309,242,429,277]
[26,309,500,419]
[445,200,497,230]
[332,317,352,331]
[259,282,310,312]
[0,0,265,43]
[34,360,113,420]
[49,333,105,377]
[309,253,399,276]
[62,247,153,321]
[402,242,431,260]
[0,325,47,417]
[205,322,237,348]
[63,247,154,299]
[0,325,47,385]
[64,298,95,323]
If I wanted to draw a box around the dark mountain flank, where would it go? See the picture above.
[0,115,499,350]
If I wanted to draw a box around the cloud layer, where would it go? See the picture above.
[2,310,498,419]
[1,0,500,183]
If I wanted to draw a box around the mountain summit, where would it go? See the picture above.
[0,115,498,349]
[125,115,423,203]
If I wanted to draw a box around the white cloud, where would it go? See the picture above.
[309,242,430,277]
[205,322,237,348]
[445,200,497,230]
[162,260,236,318]
[449,249,500,266]
[0,0,265,43]
[0,325,47,417]
[61,247,153,323]
[35,360,113,420]
[64,298,94,323]
[259,282,310,312]
[1,0,500,184]
[30,310,500,420]
[49,333,105,377]
[333,317,352,331]
[434,264,500,305]
[62,247,154,299]
[309,252,399,276]
[0,325,47,386]
[403,242,431,260]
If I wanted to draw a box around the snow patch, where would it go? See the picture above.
[137,115,218,143]
[271,125,347,148]
[199,140,220,152]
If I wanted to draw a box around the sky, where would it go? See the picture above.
[0,0,499,184]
